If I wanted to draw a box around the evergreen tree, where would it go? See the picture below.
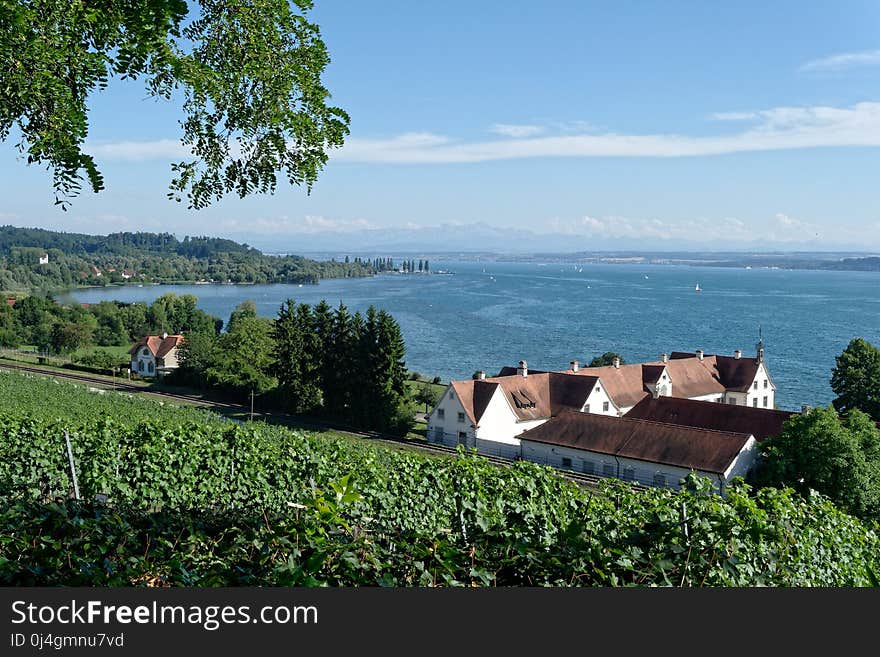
[323,302,353,419]
[418,259,423,272]
[312,299,335,404]
[271,299,319,414]
[424,260,429,273]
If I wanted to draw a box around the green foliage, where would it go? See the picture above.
[831,337,880,422]
[415,382,441,413]
[1,372,879,586]
[588,352,625,368]
[759,406,880,521]
[0,226,371,293]
[0,0,348,209]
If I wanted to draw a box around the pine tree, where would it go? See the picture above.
[294,303,321,412]
[418,259,423,272]
[424,260,429,273]
[323,302,353,419]
[370,308,410,434]
[272,299,320,414]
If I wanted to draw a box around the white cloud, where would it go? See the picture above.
[799,49,880,72]
[85,101,880,166]
[334,102,880,163]
[709,111,759,121]
[489,123,545,138]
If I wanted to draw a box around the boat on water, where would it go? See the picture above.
[695,283,702,292]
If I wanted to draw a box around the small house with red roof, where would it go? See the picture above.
[129,333,184,378]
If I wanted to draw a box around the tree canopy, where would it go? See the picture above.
[759,406,880,522]
[588,352,625,368]
[0,0,349,209]
[831,337,880,422]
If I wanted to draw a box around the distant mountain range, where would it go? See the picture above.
[226,222,878,260]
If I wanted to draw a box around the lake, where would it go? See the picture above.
[61,261,880,411]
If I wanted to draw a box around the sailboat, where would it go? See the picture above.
[695,283,701,292]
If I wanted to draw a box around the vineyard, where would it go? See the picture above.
[1,371,879,586]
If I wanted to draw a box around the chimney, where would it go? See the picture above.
[517,360,528,377]
[661,353,668,363]
[570,360,579,372]
[695,349,704,361]
[613,357,620,369]
[477,370,486,380]
[734,349,742,360]
[162,332,168,340]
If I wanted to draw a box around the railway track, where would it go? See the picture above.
[0,360,632,490]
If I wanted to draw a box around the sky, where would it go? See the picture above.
[2,0,880,252]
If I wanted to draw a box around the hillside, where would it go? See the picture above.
[0,225,372,293]
[1,371,879,587]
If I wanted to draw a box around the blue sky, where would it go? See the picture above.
[2,0,880,251]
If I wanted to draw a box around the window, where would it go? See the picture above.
[584,404,590,413]
[450,391,455,400]
[437,408,445,420]
[561,457,572,469]
[582,460,595,475]
[728,398,737,405]
[139,361,145,372]
[457,412,465,423]
[595,386,600,392]
[661,374,667,380]
[148,362,154,373]
[602,401,609,412]
[457,431,467,445]
[716,396,723,403]
[602,463,615,477]
[653,473,666,488]
[764,379,768,389]
[622,467,635,482]
[752,398,758,407]
[142,348,149,357]
[753,381,758,390]
[763,396,768,407]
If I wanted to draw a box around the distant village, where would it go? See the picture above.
[426,345,790,493]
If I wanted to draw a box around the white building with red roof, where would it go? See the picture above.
[427,345,777,462]
[129,333,184,378]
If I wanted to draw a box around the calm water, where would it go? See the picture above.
[62,261,880,411]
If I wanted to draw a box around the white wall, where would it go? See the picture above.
[582,380,619,416]
[426,385,474,448]
[131,348,157,377]
[747,363,775,409]
[161,348,180,369]
[520,439,749,493]
[474,387,546,447]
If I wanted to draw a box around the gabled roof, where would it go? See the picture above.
[519,410,754,474]
[565,363,652,408]
[450,372,600,424]
[652,356,727,398]
[666,352,762,392]
[626,396,795,442]
[129,334,184,358]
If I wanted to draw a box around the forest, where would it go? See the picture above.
[0,226,371,292]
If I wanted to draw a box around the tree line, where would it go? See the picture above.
[171,299,412,435]
[0,292,219,358]
[0,226,371,294]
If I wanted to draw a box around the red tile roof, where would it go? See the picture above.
[626,396,795,442]
[519,410,754,474]
[129,334,184,359]
[451,372,600,424]
[4,298,16,307]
